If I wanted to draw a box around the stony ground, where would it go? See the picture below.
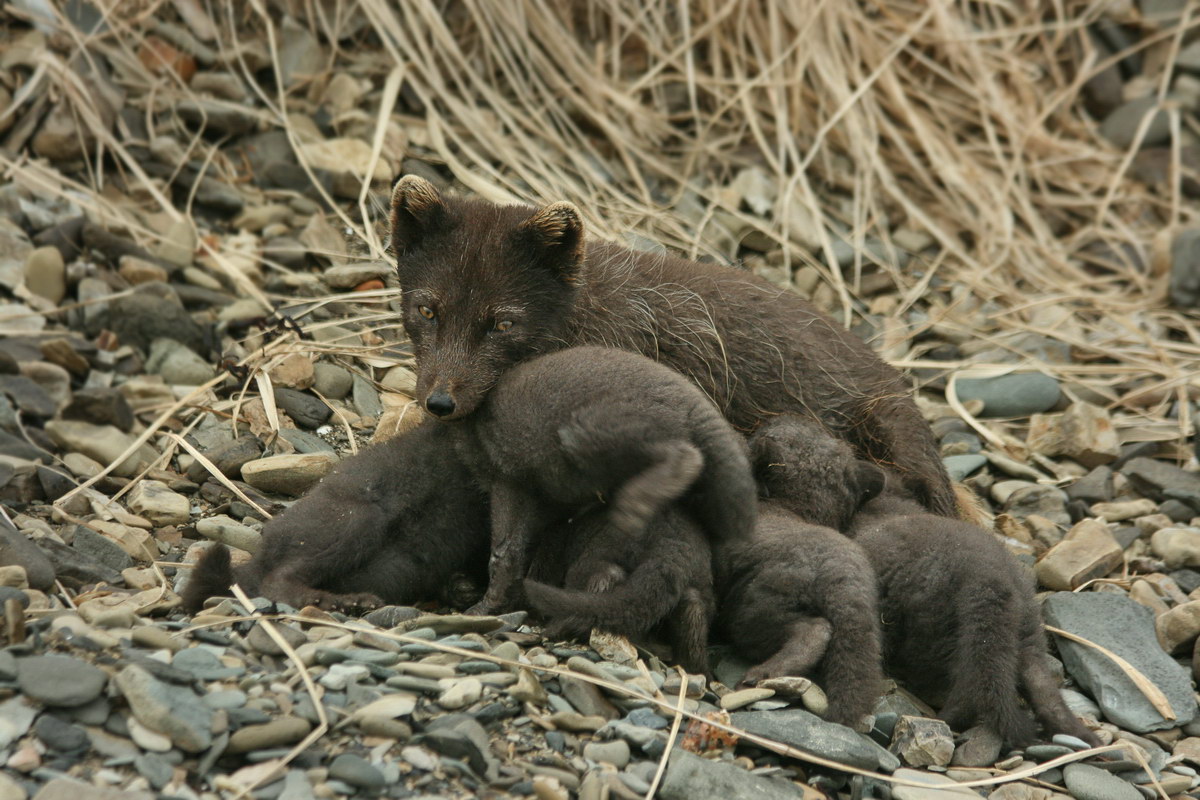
[1,1,1200,799]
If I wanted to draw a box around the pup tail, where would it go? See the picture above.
[812,555,887,728]
[942,582,1038,746]
[691,413,757,542]
[523,562,682,640]
[182,544,236,612]
[1020,633,1101,746]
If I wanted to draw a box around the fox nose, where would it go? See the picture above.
[425,391,456,417]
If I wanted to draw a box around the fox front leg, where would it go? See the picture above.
[467,482,549,615]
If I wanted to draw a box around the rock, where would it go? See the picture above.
[1062,763,1141,800]
[1035,519,1123,590]
[298,139,393,184]
[1091,498,1157,522]
[583,739,630,768]
[951,725,1003,767]
[890,768,980,799]
[23,247,65,304]
[944,454,987,481]
[1156,600,1200,652]
[278,16,324,86]
[1170,228,1200,308]
[30,779,154,800]
[0,303,44,334]
[118,255,168,285]
[323,262,392,289]
[195,514,262,553]
[1122,457,1200,509]
[0,375,56,418]
[659,750,810,800]
[241,452,337,496]
[105,292,208,355]
[312,363,353,399]
[0,772,26,800]
[953,374,1060,417]
[16,655,107,707]
[177,98,256,137]
[1005,484,1070,527]
[226,716,312,753]
[33,713,88,752]
[422,713,498,779]
[1042,592,1197,732]
[0,696,37,750]
[729,709,898,772]
[44,420,152,477]
[1100,96,1172,150]
[60,388,135,432]
[114,663,214,751]
[277,428,334,454]
[146,337,214,385]
[0,522,55,590]
[127,479,191,526]
[34,538,122,587]
[70,525,134,572]
[719,687,775,710]
[1151,528,1200,568]
[328,753,386,790]
[1027,403,1119,467]
[890,715,954,767]
[273,387,332,429]
[189,433,261,480]
[269,353,314,390]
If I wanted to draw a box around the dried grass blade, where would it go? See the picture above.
[1046,625,1176,721]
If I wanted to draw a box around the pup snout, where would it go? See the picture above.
[425,391,457,417]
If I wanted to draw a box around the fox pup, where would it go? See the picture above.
[448,345,755,615]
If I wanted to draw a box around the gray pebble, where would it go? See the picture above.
[328,753,386,789]
[16,655,108,707]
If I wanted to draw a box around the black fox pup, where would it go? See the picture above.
[448,345,756,616]
[523,504,715,674]
[753,415,1100,747]
[182,421,488,614]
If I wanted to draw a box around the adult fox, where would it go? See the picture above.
[389,175,955,517]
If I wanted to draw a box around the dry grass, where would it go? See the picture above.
[0,3,1196,793]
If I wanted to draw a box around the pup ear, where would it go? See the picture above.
[856,461,886,507]
[390,175,447,257]
[516,202,585,286]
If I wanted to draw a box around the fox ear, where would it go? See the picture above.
[517,202,585,286]
[390,175,446,257]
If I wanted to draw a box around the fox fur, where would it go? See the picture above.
[751,415,1099,746]
[182,421,488,613]
[388,175,955,517]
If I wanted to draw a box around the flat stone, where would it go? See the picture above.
[189,433,261,480]
[31,779,154,800]
[23,246,65,304]
[44,419,157,478]
[0,522,55,590]
[16,655,107,707]
[196,514,262,554]
[323,262,391,289]
[1062,762,1141,800]
[104,292,208,355]
[1092,499,1157,522]
[890,768,980,799]
[241,452,337,496]
[954,374,1060,418]
[1121,457,1200,508]
[126,479,191,526]
[944,454,987,481]
[146,337,214,385]
[0,696,38,749]
[327,753,386,789]
[1005,484,1070,528]
[1151,528,1200,569]
[1100,95,1172,150]
[719,687,775,711]
[1170,228,1200,308]
[1035,519,1123,590]
[70,525,134,572]
[268,353,314,390]
[1157,600,1200,652]
[114,663,213,752]
[60,388,135,432]
[729,709,898,772]
[273,387,331,429]
[659,750,811,800]
[1042,592,1197,732]
[1027,403,1119,468]
[890,715,954,767]
[583,739,630,768]
[312,363,353,400]
[226,716,312,754]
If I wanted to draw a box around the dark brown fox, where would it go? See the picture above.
[388,175,955,517]
[447,346,756,615]
[716,503,885,729]
[523,504,715,674]
[755,416,1100,746]
[182,421,489,613]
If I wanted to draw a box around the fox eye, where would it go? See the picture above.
[417,305,436,321]
[494,320,513,332]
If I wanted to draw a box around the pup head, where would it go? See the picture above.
[389,176,586,420]
[750,415,884,530]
